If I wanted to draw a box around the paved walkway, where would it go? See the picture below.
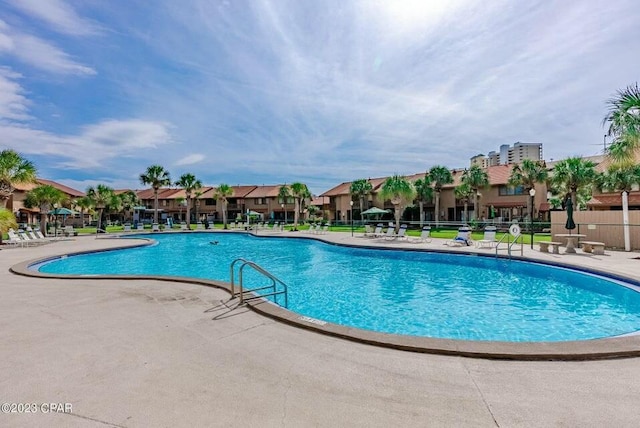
[1,233,640,427]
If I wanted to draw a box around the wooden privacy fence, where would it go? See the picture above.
[550,211,640,250]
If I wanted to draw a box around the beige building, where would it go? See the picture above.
[8,179,85,225]
[320,165,550,225]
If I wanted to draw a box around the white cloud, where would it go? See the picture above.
[0,20,96,75]
[0,119,173,169]
[175,153,205,166]
[6,0,101,36]
[0,67,31,121]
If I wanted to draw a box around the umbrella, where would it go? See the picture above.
[565,198,576,232]
[361,207,389,216]
[48,207,76,215]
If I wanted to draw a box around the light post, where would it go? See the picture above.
[281,203,286,227]
[349,200,354,237]
[53,203,59,237]
[529,188,536,249]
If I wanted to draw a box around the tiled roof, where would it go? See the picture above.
[245,185,284,198]
[588,192,640,206]
[13,178,84,197]
[310,196,330,206]
[485,164,515,186]
[231,185,258,197]
[320,176,390,197]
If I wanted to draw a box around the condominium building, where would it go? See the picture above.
[472,142,543,167]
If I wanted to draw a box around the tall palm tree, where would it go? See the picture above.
[598,165,640,194]
[0,149,37,208]
[0,208,18,245]
[214,184,233,229]
[176,196,185,222]
[118,190,139,223]
[349,179,373,222]
[278,184,291,225]
[454,183,474,223]
[603,83,640,167]
[413,176,433,226]
[379,175,416,232]
[24,185,66,235]
[461,165,489,221]
[175,173,202,229]
[139,165,171,224]
[290,182,309,230]
[428,165,453,227]
[87,185,115,232]
[551,157,598,208]
[508,159,549,220]
[74,196,93,228]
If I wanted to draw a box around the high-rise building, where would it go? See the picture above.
[470,142,542,166]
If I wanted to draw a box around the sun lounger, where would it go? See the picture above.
[476,226,497,249]
[411,226,432,243]
[445,227,472,247]
[384,224,408,241]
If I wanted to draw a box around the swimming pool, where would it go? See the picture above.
[37,233,640,342]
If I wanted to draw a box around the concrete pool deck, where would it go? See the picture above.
[2,232,640,426]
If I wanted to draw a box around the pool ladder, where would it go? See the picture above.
[494,233,523,259]
[229,258,288,308]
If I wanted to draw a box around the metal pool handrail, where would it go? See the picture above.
[229,258,288,308]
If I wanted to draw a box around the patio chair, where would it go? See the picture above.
[411,226,432,243]
[136,224,144,231]
[123,224,132,232]
[445,227,472,247]
[6,229,25,247]
[384,224,408,241]
[363,225,374,237]
[372,224,385,237]
[18,230,43,246]
[476,226,497,249]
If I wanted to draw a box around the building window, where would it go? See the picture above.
[498,185,524,196]
[162,200,168,206]
[254,198,265,205]
[205,198,216,206]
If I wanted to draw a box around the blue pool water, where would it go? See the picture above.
[38,233,640,342]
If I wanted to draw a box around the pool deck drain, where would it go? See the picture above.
[3,233,640,426]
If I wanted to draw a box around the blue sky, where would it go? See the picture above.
[0,0,638,194]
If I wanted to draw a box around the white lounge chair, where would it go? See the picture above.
[372,224,384,237]
[385,224,408,241]
[380,227,395,239]
[152,223,160,232]
[123,223,132,232]
[445,227,473,247]
[6,229,26,247]
[136,224,144,231]
[411,226,432,243]
[363,225,374,237]
[476,226,497,249]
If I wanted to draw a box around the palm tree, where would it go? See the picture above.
[74,196,93,228]
[508,159,549,220]
[0,208,18,245]
[176,196,185,222]
[278,184,291,225]
[428,166,453,227]
[454,183,474,223]
[551,157,598,208]
[603,83,640,167]
[413,176,432,226]
[175,173,202,229]
[214,184,233,229]
[379,175,416,232]
[87,185,115,232]
[24,185,65,235]
[349,179,373,222]
[0,149,37,208]
[599,165,640,194]
[461,165,489,221]
[139,165,171,224]
[290,182,309,230]
[118,190,139,224]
